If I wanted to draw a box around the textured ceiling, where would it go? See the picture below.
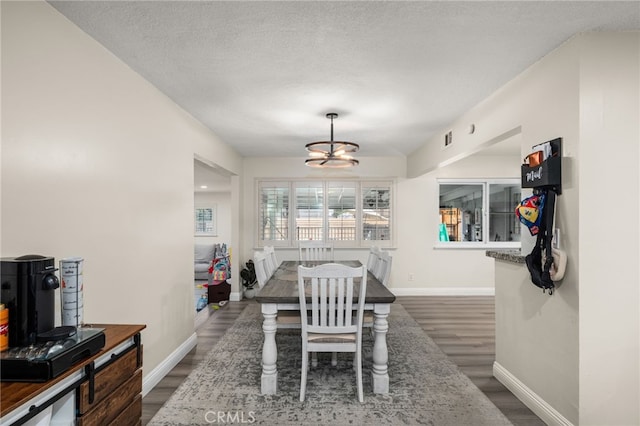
[49,1,639,158]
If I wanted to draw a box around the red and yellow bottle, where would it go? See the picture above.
[0,304,8,351]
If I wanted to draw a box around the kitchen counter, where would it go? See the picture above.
[486,249,526,264]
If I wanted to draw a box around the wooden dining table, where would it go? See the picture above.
[255,260,396,395]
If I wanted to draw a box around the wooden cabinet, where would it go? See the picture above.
[77,370,142,426]
[0,324,145,426]
[440,207,461,242]
[77,345,143,425]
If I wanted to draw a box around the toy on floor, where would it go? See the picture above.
[196,294,208,312]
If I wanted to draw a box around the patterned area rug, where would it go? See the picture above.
[149,303,512,425]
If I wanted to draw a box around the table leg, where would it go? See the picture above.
[371,303,391,393]
[261,303,278,394]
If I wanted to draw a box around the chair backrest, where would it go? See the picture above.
[263,245,279,276]
[366,246,381,273]
[374,250,392,287]
[253,251,269,288]
[298,240,334,261]
[297,263,367,335]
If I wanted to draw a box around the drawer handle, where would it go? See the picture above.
[85,362,96,404]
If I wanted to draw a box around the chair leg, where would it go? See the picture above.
[331,352,337,366]
[300,351,308,402]
[356,349,363,403]
[311,352,318,367]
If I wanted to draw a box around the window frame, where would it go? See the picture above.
[257,181,291,247]
[256,178,395,249]
[436,178,521,249]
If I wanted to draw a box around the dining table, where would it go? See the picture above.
[255,260,396,395]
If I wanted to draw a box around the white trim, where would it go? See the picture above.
[142,333,198,397]
[390,287,495,296]
[493,361,574,426]
[229,291,242,302]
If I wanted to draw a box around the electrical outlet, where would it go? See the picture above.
[408,273,415,281]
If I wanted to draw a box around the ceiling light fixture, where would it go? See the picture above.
[305,113,359,168]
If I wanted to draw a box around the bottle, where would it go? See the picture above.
[0,304,8,351]
[438,223,450,242]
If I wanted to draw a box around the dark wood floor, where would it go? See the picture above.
[142,296,544,426]
[141,300,249,423]
[399,296,544,426]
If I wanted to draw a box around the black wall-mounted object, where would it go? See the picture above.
[521,137,562,194]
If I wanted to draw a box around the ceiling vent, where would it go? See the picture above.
[444,130,453,148]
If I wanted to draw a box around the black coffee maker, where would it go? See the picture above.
[0,255,60,347]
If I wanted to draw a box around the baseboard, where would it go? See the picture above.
[142,332,198,397]
[493,361,574,426]
[391,287,495,296]
[229,291,242,301]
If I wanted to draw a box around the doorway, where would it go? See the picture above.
[194,158,232,311]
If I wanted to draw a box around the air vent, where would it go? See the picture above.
[444,130,453,148]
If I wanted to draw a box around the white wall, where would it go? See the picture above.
[577,33,639,426]
[241,156,406,272]
[410,33,582,424]
[413,32,639,425]
[242,152,518,293]
[194,191,232,245]
[395,152,521,293]
[1,1,242,385]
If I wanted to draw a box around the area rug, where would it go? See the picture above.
[149,303,512,425]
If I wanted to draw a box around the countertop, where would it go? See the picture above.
[485,250,526,264]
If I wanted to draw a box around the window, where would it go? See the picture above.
[257,179,394,247]
[362,183,391,241]
[327,182,357,242]
[259,182,289,242]
[195,206,217,236]
[438,179,520,248]
[295,182,324,240]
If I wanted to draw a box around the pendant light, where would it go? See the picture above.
[305,113,359,168]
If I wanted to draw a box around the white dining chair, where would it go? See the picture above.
[263,245,279,277]
[297,263,367,402]
[374,250,392,287]
[366,246,381,274]
[298,240,334,262]
[253,251,269,289]
[363,250,392,336]
[255,251,301,327]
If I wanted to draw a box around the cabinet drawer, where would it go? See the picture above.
[110,393,142,426]
[78,347,139,414]
[77,369,142,426]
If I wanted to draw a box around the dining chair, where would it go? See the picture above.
[298,240,334,262]
[366,246,381,274]
[253,251,269,288]
[297,263,368,402]
[255,250,301,327]
[363,250,392,336]
[263,245,279,277]
[374,250,392,287]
